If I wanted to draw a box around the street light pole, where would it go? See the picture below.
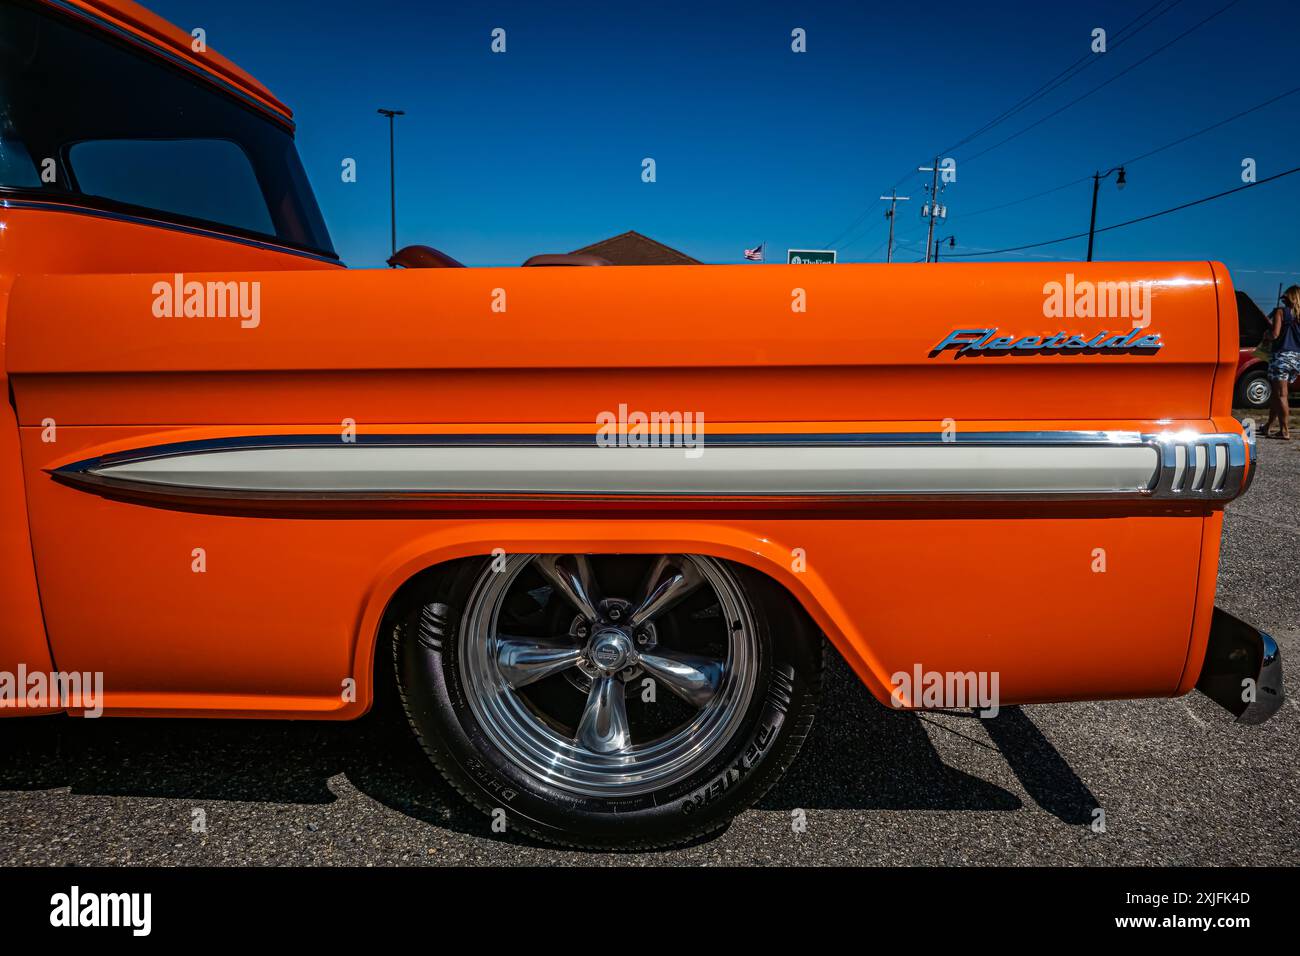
[933,235,956,263]
[377,108,405,263]
[1086,165,1126,262]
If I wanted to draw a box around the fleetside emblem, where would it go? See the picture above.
[930,327,1163,357]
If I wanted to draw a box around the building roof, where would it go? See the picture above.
[571,231,701,266]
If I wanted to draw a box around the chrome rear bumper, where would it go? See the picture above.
[1196,607,1284,725]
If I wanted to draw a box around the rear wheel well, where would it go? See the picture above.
[383,550,824,849]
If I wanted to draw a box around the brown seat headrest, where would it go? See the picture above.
[387,245,466,269]
[522,253,612,267]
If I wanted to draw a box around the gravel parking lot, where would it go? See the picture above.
[1,431,1295,866]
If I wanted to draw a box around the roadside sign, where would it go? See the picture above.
[787,249,836,264]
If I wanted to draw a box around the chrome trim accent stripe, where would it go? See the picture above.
[50,430,1251,502]
[53,430,1151,472]
[0,199,342,265]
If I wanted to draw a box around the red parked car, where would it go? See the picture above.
[1234,348,1294,409]
[1233,291,1297,408]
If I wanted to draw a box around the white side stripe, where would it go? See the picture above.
[89,444,1161,496]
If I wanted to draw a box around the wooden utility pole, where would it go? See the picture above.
[880,189,911,263]
[918,157,947,263]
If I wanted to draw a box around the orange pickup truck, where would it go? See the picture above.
[0,0,1284,849]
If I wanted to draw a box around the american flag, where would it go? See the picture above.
[744,243,764,261]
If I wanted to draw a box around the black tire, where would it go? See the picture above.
[392,555,822,850]
[1235,368,1272,409]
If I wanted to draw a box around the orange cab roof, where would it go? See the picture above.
[45,0,294,125]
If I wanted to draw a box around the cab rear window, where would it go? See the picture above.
[0,0,335,258]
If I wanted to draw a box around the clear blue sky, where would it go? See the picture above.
[149,0,1299,309]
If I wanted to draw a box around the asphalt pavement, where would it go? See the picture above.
[1,429,1296,866]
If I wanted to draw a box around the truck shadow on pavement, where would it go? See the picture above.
[758,653,1101,825]
[0,652,1099,847]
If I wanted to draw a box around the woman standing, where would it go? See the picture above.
[1263,285,1300,440]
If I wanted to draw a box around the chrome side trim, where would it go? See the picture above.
[69,443,1162,497]
[1146,431,1248,499]
[50,429,1251,503]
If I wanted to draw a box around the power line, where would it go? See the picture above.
[1116,82,1300,167]
[825,0,1202,253]
[829,197,898,251]
[959,0,1244,165]
[952,177,1092,221]
[836,174,937,252]
[953,82,1300,222]
[863,236,892,260]
[943,164,1300,257]
[826,0,1243,257]
[940,0,1181,155]
[823,166,912,248]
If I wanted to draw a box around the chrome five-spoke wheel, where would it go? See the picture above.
[394,552,822,849]
[460,553,758,797]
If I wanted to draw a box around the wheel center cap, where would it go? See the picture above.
[588,629,633,673]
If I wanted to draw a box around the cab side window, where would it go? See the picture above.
[67,139,275,237]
